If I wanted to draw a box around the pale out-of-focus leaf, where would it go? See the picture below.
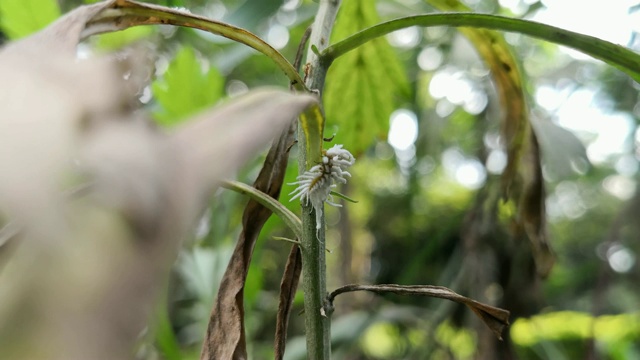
[152,46,224,125]
[0,2,318,359]
[0,0,60,39]
[171,90,315,208]
[530,115,590,179]
[0,2,131,236]
[324,0,409,155]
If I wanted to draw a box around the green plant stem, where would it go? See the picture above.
[298,1,341,359]
[221,180,302,238]
[84,1,307,91]
[321,13,640,83]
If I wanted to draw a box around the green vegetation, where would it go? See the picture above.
[1,0,639,359]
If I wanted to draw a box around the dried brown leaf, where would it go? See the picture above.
[519,133,555,277]
[201,118,298,360]
[275,246,302,360]
[328,284,511,340]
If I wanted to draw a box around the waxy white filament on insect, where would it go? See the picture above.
[289,144,355,233]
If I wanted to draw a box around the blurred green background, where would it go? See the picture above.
[1,0,639,358]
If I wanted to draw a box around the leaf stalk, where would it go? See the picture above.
[321,13,640,82]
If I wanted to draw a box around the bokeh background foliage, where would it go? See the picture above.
[2,0,639,358]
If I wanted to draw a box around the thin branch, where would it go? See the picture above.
[274,245,303,360]
[321,13,640,82]
[294,26,313,73]
[272,236,301,245]
[328,284,511,341]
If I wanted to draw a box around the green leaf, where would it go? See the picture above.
[94,26,154,51]
[330,191,359,203]
[324,0,409,156]
[0,0,60,39]
[154,299,182,360]
[152,46,224,125]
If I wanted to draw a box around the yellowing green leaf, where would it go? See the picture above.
[152,46,224,125]
[0,0,60,39]
[426,0,527,198]
[299,103,325,168]
[324,0,409,155]
[426,0,554,276]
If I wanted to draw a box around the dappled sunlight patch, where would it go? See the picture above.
[359,320,477,359]
[512,311,640,347]
[360,322,406,359]
[436,321,477,359]
[421,169,474,210]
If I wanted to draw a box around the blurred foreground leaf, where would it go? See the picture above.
[0,2,318,359]
[529,115,589,179]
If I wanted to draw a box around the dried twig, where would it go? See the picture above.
[327,284,511,340]
[274,246,303,360]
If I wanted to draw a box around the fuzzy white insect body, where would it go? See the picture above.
[289,144,355,233]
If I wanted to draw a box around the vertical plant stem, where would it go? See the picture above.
[298,1,341,359]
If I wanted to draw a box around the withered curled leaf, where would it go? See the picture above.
[201,114,298,360]
[328,284,510,340]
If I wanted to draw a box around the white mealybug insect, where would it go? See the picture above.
[289,144,355,233]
